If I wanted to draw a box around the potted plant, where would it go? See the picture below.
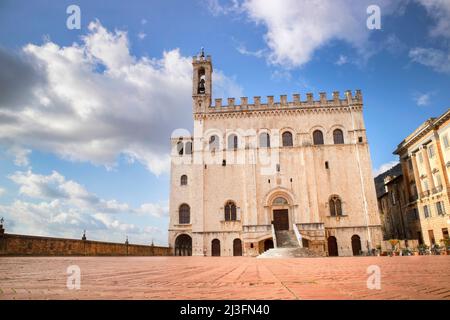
[418,244,429,255]
[388,239,400,256]
[440,239,450,255]
[376,245,381,256]
[432,243,441,255]
[403,247,414,256]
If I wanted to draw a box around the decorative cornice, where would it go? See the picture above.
[194,105,362,120]
[394,109,450,155]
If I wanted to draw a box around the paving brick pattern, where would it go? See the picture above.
[0,256,449,300]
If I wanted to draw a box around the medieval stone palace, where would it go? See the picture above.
[168,51,382,257]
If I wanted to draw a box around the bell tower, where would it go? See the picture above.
[192,48,212,113]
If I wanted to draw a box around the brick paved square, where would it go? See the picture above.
[0,256,449,300]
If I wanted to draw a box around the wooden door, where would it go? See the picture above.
[211,239,221,256]
[233,239,242,256]
[273,209,289,231]
[328,236,338,256]
[351,235,361,256]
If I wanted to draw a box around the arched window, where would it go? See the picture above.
[209,135,219,151]
[333,129,344,144]
[259,132,270,148]
[313,130,324,145]
[335,198,342,215]
[282,131,293,147]
[180,175,187,186]
[198,68,206,94]
[329,196,343,216]
[185,141,192,155]
[228,134,238,150]
[224,201,237,221]
[177,141,184,155]
[272,197,288,206]
[179,204,190,224]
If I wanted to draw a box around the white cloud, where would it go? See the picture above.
[413,92,433,106]
[239,0,403,68]
[137,32,147,40]
[141,18,147,25]
[271,69,292,81]
[207,0,243,16]
[6,146,31,167]
[236,44,265,58]
[373,161,399,177]
[0,187,5,197]
[0,20,241,175]
[335,55,349,66]
[137,202,169,218]
[8,169,168,216]
[212,69,244,99]
[416,0,450,38]
[409,47,450,74]
[209,1,449,69]
[0,169,168,245]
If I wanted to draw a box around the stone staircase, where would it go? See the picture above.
[275,230,299,248]
[257,230,321,258]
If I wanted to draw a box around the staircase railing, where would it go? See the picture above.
[293,223,303,248]
[271,224,277,249]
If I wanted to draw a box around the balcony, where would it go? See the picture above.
[243,225,271,233]
[420,190,430,198]
[432,185,443,194]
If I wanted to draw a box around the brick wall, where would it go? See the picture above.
[0,233,171,256]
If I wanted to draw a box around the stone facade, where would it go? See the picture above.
[394,109,450,247]
[168,52,382,257]
[375,163,421,240]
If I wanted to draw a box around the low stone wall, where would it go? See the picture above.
[0,233,171,256]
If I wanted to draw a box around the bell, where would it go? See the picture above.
[198,79,205,94]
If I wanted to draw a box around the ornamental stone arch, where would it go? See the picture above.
[327,124,347,144]
[203,128,223,151]
[309,125,327,145]
[174,233,192,256]
[225,131,241,150]
[263,188,297,230]
[280,126,296,147]
[258,128,273,148]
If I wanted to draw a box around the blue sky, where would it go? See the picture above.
[0,0,449,245]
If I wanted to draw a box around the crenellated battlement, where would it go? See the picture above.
[192,54,212,63]
[205,90,363,113]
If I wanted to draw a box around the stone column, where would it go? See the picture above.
[411,153,422,196]
[434,131,449,188]
[421,145,435,191]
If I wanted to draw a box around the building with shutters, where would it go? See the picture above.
[168,50,382,257]
[394,109,450,247]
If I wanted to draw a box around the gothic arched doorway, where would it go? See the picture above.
[264,239,274,251]
[174,234,192,256]
[272,196,290,231]
[351,235,362,256]
[327,236,338,256]
[211,239,221,256]
[233,239,242,256]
